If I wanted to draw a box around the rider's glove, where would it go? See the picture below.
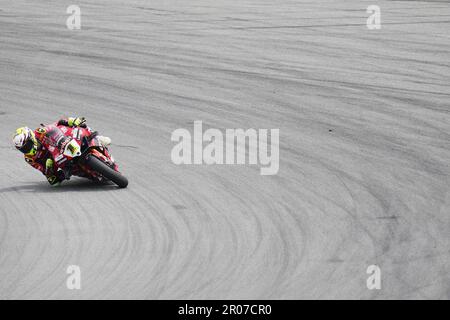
[68,117,86,128]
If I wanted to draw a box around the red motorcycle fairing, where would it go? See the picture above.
[38,124,120,181]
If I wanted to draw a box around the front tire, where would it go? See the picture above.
[85,155,128,188]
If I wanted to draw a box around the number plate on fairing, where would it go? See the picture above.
[63,139,82,158]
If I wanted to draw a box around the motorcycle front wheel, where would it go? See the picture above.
[84,155,129,188]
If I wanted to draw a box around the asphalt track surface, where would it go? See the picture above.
[0,0,449,299]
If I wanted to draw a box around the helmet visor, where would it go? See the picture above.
[18,139,35,154]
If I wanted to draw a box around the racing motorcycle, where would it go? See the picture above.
[39,124,128,188]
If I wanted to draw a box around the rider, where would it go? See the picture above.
[12,117,111,186]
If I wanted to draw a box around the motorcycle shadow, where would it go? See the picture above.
[2,178,120,193]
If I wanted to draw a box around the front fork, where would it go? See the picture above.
[79,148,118,179]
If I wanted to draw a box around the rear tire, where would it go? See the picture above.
[85,155,128,188]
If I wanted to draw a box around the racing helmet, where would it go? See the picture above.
[13,127,38,156]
